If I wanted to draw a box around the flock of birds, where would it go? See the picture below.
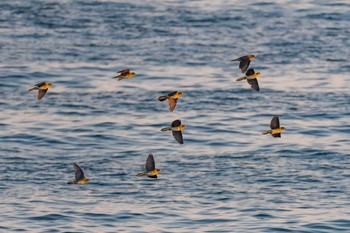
[27,54,286,183]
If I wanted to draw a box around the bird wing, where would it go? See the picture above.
[35,82,47,87]
[145,154,156,172]
[73,163,85,181]
[247,79,260,91]
[270,116,280,129]
[168,91,178,97]
[245,68,255,76]
[171,119,181,127]
[168,98,178,112]
[172,131,184,144]
[37,89,48,100]
[239,59,251,73]
[272,133,281,138]
[231,55,245,61]
[118,69,130,75]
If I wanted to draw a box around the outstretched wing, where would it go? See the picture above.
[168,91,178,97]
[247,79,259,91]
[35,82,47,87]
[270,116,280,129]
[272,133,281,138]
[37,89,48,100]
[145,154,155,172]
[73,163,85,181]
[168,98,178,112]
[172,131,184,144]
[171,119,181,127]
[231,55,246,61]
[239,59,251,73]
[118,69,130,75]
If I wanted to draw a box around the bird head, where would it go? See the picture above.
[78,177,90,184]
[154,169,162,175]
[83,177,90,183]
[179,125,187,130]
[48,83,53,87]
[254,72,261,78]
[131,72,136,76]
[249,55,256,60]
[177,91,183,97]
[280,127,286,131]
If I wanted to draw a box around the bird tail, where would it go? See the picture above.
[136,172,147,177]
[231,58,240,61]
[28,87,38,91]
[112,75,124,81]
[158,96,168,102]
[161,127,172,132]
[67,180,77,184]
[261,130,271,135]
[236,76,246,81]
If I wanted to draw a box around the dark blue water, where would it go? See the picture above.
[1,0,350,232]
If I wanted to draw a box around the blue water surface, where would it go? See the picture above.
[0,0,350,232]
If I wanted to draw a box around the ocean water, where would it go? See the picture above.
[0,0,350,232]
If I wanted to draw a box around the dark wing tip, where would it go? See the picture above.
[270,115,280,129]
[146,154,156,172]
[73,163,85,181]
[37,89,48,100]
[240,59,251,73]
[247,79,259,91]
[172,131,184,144]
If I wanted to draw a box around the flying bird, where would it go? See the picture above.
[28,82,52,100]
[67,163,90,184]
[232,55,256,73]
[112,68,136,81]
[136,154,162,178]
[236,68,261,91]
[158,91,183,112]
[262,115,286,138]
[161,119,186,144]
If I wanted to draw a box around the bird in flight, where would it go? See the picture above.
[161,119,186,144]
[28,82,52,100]
[158,91,183,112]
[236,68,261,91]
[231,55,256,73]
[67,163,90,184]
[262,115,286,138]
[136,154,162,178]
[112,68,136,81]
